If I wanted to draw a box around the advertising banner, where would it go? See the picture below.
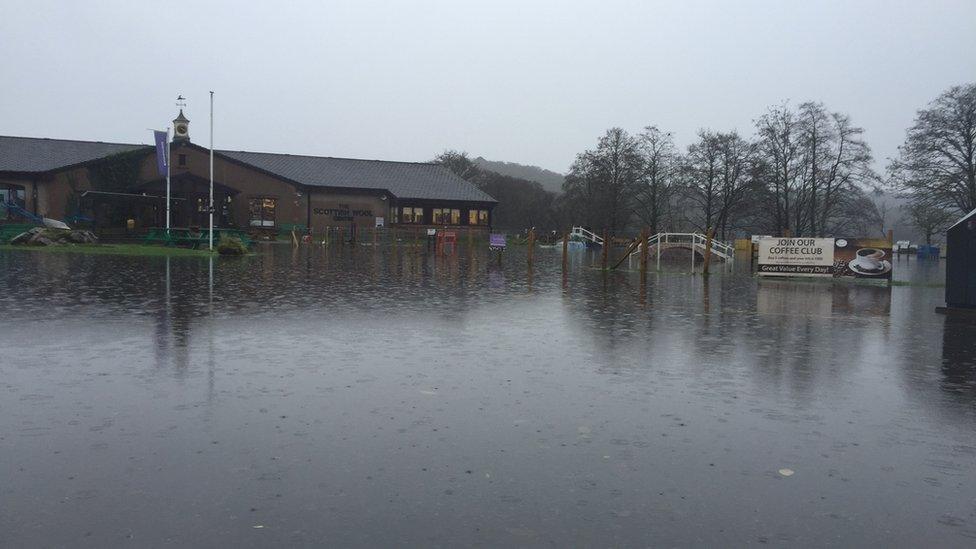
[757,238,835,277]
[757,237,892,279]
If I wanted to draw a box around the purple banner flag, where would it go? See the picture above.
[153,130,168,176]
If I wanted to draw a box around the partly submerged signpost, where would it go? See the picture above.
[757,237,892,280]
[489,233,506,265]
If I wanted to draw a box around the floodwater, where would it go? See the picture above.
[1,244,974,547]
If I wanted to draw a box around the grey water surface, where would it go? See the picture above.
[0,245,973,547]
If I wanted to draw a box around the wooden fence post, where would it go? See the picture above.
[562,229,569,272]
[601,229,609,270]
[639,227,648,277]
[703,227,714,275]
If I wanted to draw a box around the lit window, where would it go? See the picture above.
[399,207,424,224]
[468,209,489,225]
[433,208,459,224]
[249,197,276,227]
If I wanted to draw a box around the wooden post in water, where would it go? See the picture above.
[703,227,714,275]
[527,228,535,266]
[639,227,648,278]
[601,229,609,270]
[562,229,569,273]
[657,234,662,271]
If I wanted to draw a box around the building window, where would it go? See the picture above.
[249,197,276,227]
[400,206,423,224]
[433,208,460,224]
[178,154,187,167]
[468,209,489,225]
[196,197,209,213]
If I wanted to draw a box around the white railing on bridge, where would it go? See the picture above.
[635,232,735,270]
[569,226,604,245]
[569,227,736,270]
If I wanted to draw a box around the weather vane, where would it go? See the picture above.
[176,95,186,109]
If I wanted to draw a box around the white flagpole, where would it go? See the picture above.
[166,126,171,232]
[209,91,214,250]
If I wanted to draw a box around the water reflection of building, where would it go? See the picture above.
[941,320,976,398]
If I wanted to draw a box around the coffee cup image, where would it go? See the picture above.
[850,247,888,274]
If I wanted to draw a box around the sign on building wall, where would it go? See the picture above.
[312,203,374,222]
[757,237,892,279]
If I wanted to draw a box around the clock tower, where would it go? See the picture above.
[173,109,190,142]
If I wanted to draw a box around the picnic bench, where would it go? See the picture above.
[143,228,253,249]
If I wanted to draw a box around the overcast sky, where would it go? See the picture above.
[2,0,974,174]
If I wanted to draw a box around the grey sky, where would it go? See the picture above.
[2,0,973,174]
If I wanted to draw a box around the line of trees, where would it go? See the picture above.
[561,100,883,240]
[436,83,975,241]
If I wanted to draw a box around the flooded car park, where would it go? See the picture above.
[1,246,973,546]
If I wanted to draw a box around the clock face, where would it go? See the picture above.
[176,125,187,135]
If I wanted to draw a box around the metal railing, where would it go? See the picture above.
[631,232,735,270]
[569,226,604,245]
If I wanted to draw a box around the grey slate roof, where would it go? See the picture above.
[218,149,496,203]
[0,135,496,203]
[0,135,148,172]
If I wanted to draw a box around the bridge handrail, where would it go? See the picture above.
[639,232,735,262]
[570,226,604,245]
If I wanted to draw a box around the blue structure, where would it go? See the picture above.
[1,200,43,224]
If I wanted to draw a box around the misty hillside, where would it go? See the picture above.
[473,157,565,194]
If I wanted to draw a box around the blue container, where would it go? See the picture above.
[916,245,940,258]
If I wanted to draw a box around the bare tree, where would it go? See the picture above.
[684,130,723,233]
[890,83,976,214]
[683,130,753,238]
[904,201,955,245]
[632,126,678,234]
[799,103,877,235]
[755,103,805,235]
[564,128,642,235]
[714,131,754,239]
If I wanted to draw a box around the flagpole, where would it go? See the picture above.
[166,126,171,232]
[209,91,214,251]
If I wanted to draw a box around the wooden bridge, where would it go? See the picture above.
[638,232,735,270]
[568,227,735,271]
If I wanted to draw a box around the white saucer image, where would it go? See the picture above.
[848,259,892,276]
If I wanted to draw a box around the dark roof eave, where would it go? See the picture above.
[0,170,41,179]
[395,197,498,205]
